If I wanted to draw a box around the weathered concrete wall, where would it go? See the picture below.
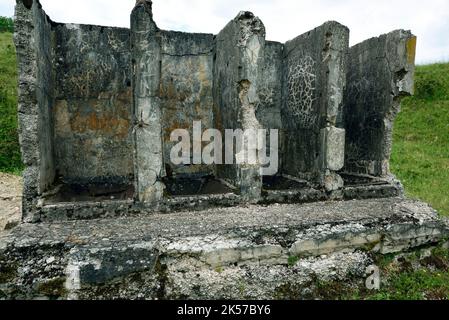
[160,31,215,176]
[14,0,56,221]
[343,30,416,177]
[257,41,283,131]
[281,22,349,191]
[257,41,284,167]
[14,0,417,219]
[213,12,266,201]
[53,24,133,185]
[131,1,165,203]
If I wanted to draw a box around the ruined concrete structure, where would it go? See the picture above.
[14,0,417,222]
[3,0,448,300]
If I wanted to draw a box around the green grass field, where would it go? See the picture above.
[0,32,22,175]
[392,64,449,216]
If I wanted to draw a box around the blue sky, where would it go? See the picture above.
[1,0,449,64]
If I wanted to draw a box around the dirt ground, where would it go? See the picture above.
[0,173,22,230]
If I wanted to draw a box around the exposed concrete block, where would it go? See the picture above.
[322,171,344,192]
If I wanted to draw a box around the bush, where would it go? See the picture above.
[0,17,14,33]
[414,63,449,100]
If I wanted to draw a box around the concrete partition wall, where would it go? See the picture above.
[131,1,165,203]
[14,0,56,221]
[281,22,349,191]
[343,30,416,177]
[213,12,266,201]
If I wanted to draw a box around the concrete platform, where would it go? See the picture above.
[31,176,403,223]
[1,197,448,299]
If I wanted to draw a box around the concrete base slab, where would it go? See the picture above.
[1,197,448,299]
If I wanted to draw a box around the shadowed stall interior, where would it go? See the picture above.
[52,24,135,202]
[158,30,233,196]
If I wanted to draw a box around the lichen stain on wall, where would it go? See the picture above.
[160,53,215,175]
[53,90,134,182]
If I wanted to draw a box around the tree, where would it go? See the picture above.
[0,17,14,33]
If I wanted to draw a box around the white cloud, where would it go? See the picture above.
[1,0,448,63]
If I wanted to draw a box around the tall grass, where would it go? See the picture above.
[0,32,22,174]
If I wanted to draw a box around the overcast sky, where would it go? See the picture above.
[1,0,448,64]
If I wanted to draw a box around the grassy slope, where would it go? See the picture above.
[0,32,22,174]
[391,63,449,216]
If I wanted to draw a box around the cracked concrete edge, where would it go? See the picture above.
[1,198,448,299]
[1,199,448,264]
[20,180,402,223]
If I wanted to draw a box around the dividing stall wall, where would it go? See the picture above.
[281,22,349,191]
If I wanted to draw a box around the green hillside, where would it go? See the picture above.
[391,64,449,216]
[0,32,21,175]
[0,31,448,215]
